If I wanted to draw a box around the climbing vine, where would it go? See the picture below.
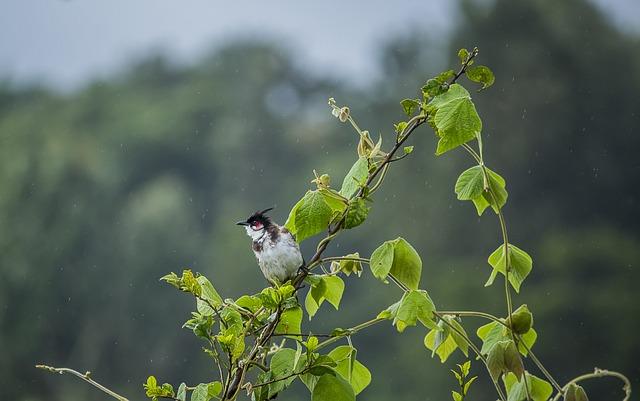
[38,47,631,401]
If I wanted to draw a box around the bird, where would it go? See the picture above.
[236,207,304,285]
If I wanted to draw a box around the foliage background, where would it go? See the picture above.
[1,0,639,400]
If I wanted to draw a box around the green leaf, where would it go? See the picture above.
[565,383,589,401]
[477,319,538,357]
[320,188,348,214]
[312,374,355,401]
[504,372,553,401]
[477,321,507,355]
[146,376,157,390]
[235,295,262,313]
[464,376,477,394]
[394,121,408,134]
[162,269,202,296]
[471,195,491,216]
[518,328,538,356]
[427,84,481,155]
[190,384,207,401]
[444,316,469,357]
[452,390,463,401]
[422,70,456,98]
[190,382,221,401]
[305,277,326,319]
[403,145,414,154]
[290,190,334,243]
[425,328,457,362]
[483,168,508,213]
[305,336,319,351]
[388,238,422,290]
[218,308,245,359]
[268,348,297,396]
[455,165,485,201]
[461,361,471,377]
[323,276,345,309]
[328,346,372,395]
[276,306,303,334]
[424,316,468,362]
[393,290,437,332]
[196,276,223,316]
[143,377,175,401]
[455,165,507,215]
[400,98,421,116]
[305,276,344,318]
[340,157,369,198]
[144,376,174,401]
[508,304,533,334]
[160,272,181,288]
[486,244,533,293]
[284,194,305,235]
[486,341,506,382]
[370,241,394,281]
[344,198,369,229]
[369,238,423,290]
[457,48,470,64]
[503,340,525,380]
[486,340,524,382]
[176,383,187,401]
[332,253,362,277]
[376,299,401,320]
[466,65,495,89]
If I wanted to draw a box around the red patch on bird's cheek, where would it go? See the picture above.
[251,222,263,230]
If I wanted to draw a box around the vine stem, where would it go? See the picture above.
[550,368,632,401]
[316,256,370,264]
[315,317,386,351]
[35,365,129,401]
[510,339,561,393]
[464,130,532,400]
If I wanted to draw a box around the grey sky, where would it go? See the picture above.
[0,0,637,90]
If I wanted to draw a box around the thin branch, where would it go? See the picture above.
[36,365,129,401]
[316,256,370,264]
[387,152,411,163]
[437,310,507,327]
[461,143,483,165]
[252,368,310,389]
[550,368,631,401]
[368,163,390,194]
[315,317,386,352]
[451,47,479,84]
[517,341,563,393]
[246,360,269,372]
[270,332,334,338]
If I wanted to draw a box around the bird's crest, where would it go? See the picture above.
[245,207,274,227]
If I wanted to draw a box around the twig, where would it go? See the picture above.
[452,47,479,84]
[36,365,129,401]
[550,368,631,401]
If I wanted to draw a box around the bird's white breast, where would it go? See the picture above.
[255,232,303,284]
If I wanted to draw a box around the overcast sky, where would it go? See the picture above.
[1,0,637,90]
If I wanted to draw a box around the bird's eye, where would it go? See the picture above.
[251,222,263,230]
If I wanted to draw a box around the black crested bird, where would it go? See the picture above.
[236,208,304,285]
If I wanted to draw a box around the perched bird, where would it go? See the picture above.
[236,208,304,285]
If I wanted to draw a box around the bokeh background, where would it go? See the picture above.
[1,0,639,400]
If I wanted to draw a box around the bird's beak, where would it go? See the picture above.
[236,221,249,226]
